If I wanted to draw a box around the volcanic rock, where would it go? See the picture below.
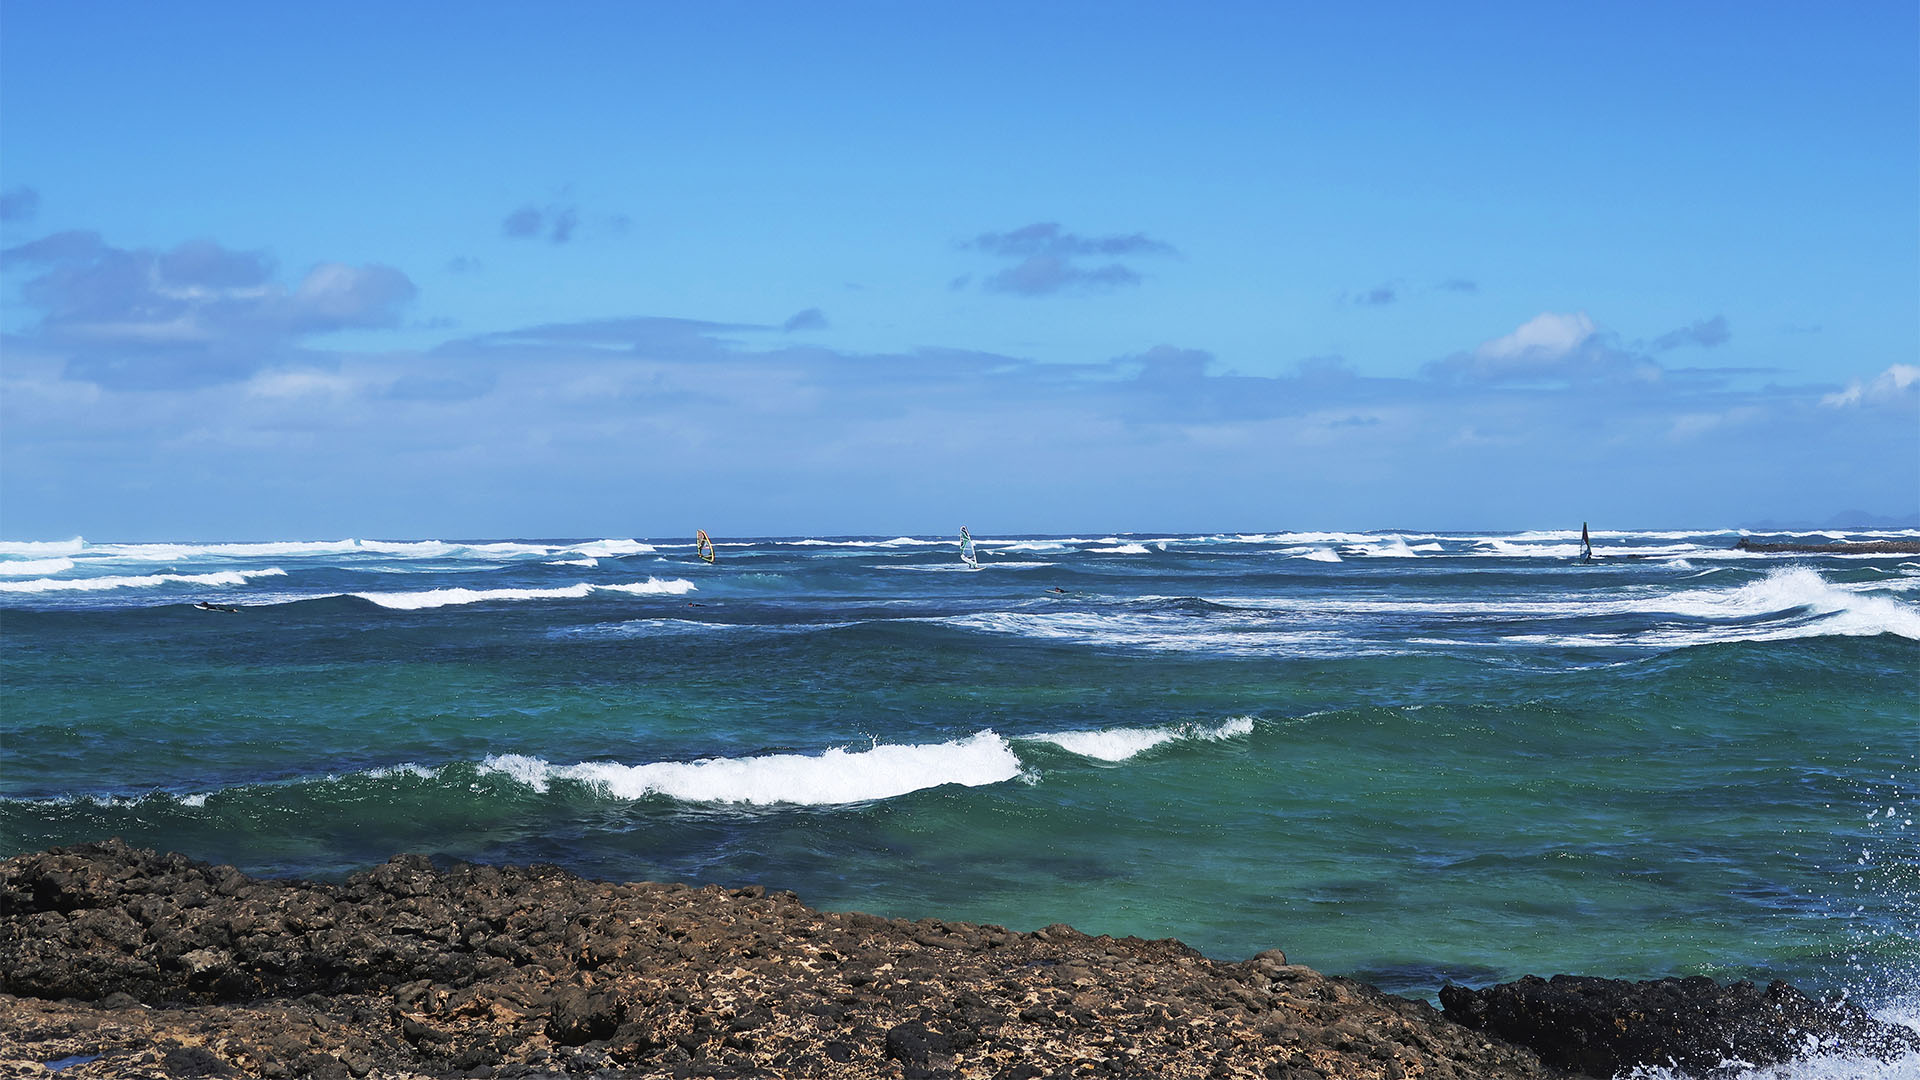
[1439,973,1920,1078]
[0,839,1572,1078]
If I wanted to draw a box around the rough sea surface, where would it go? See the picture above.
[3,529,1915,1077]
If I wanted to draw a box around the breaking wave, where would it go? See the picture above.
[480,731,1022,806]
[1022,717,1257,762]
[0,569,288,593]
[354,578,696,609]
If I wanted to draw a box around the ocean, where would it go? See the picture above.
[3,529,1915,1077]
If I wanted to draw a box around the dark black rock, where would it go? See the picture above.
[548,986,625,1045]
[884,1020,956,1066]
[1440,973,1920,1078]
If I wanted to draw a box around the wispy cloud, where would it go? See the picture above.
[966,222,1176,297]
[1424,311,1660,384]
[1,230,415,389]
[1822,364,1920,408]
[783,307,827,332]
[502,203,582,244]
[0,186,40,223]
[1651,315,1730,351]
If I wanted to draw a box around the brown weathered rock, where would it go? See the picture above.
[0,840,1578,1078]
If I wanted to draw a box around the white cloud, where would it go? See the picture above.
[1822,364,1920,408]
[245,370,360,399]
[1477,311,1596,362]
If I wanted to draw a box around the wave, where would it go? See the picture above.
[9,719,1266,812]
[938,610,1381,657]
[566,539,656,557]
[0,538,86,556]
[0,537,661,564]
[1089,543,1152,554]
[1624,1006,1920,1079]
[1295,548,1342,563]
[0,568,288,593]
[1345,536,1419,558]
[883,561,1055,572]
[354,578,696,610]
[480,731,1022,806]
[1021,717,1256,762]
[1637,568,1920,640]
[0,557,76,576]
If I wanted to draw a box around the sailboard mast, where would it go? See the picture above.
[696,530,717,565]
[959,526,979,570]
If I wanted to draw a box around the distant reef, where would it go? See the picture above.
[4,840,1916,1079]
[1733,538,1920,554]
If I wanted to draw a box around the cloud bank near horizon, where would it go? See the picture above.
[2,227,1914,538]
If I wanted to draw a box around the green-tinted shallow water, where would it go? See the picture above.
[3,530,1915,1017]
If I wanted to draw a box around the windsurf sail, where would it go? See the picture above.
[1581,522,1593,562]
[959,526,979,570]
[696,530,717,565]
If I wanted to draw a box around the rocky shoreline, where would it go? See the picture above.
[3,841,1914,1079]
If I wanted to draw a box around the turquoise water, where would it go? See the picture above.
[3,530,1915,1023]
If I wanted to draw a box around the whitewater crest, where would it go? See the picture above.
[1023,717,1258,762]
[480,731,1023,806]
[0,569,287,593]
[355,578,695,610]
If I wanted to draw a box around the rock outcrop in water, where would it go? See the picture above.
[1439,974,1920,1078]
[1731,537,1920,554]
[3,840,1911,1079]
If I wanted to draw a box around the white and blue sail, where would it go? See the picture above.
[959,526,980,570]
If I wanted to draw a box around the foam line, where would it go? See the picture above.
[1022,717,1257,762]
[480,731,1022,806]
[0,569,287,592]
[355,578,695,609]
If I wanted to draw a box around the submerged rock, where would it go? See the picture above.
[1439,973,1920,1078]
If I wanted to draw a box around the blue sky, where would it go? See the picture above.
[2,2,1915,540]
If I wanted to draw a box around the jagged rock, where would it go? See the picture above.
[1440,973,1920,1078]
[0,840,1581,1077]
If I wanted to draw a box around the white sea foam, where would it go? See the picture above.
[883,561,1055,572]
[939,610,1385,657]
[0,538,86,557]
[1023,717,1256,762]
[1295,548,1342,562]
[0,568,287,592]
[479,731,1023,806]
[0,557,76,576]
[557,618,857,639]
[1620,1008,1920,1079]
[600,579,699,596]
[356,578,695,609]
[1639,568,1920,639]
[1089,543,1152,554]
[365,763,437,780]
[1347,536,1419,557]
[569,539,656,557]
[547,558,598,567]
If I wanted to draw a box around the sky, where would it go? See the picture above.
[2,2,1915,540]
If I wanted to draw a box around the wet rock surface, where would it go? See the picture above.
[7,841,1896,1079]
[1439,974,1920,1078]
